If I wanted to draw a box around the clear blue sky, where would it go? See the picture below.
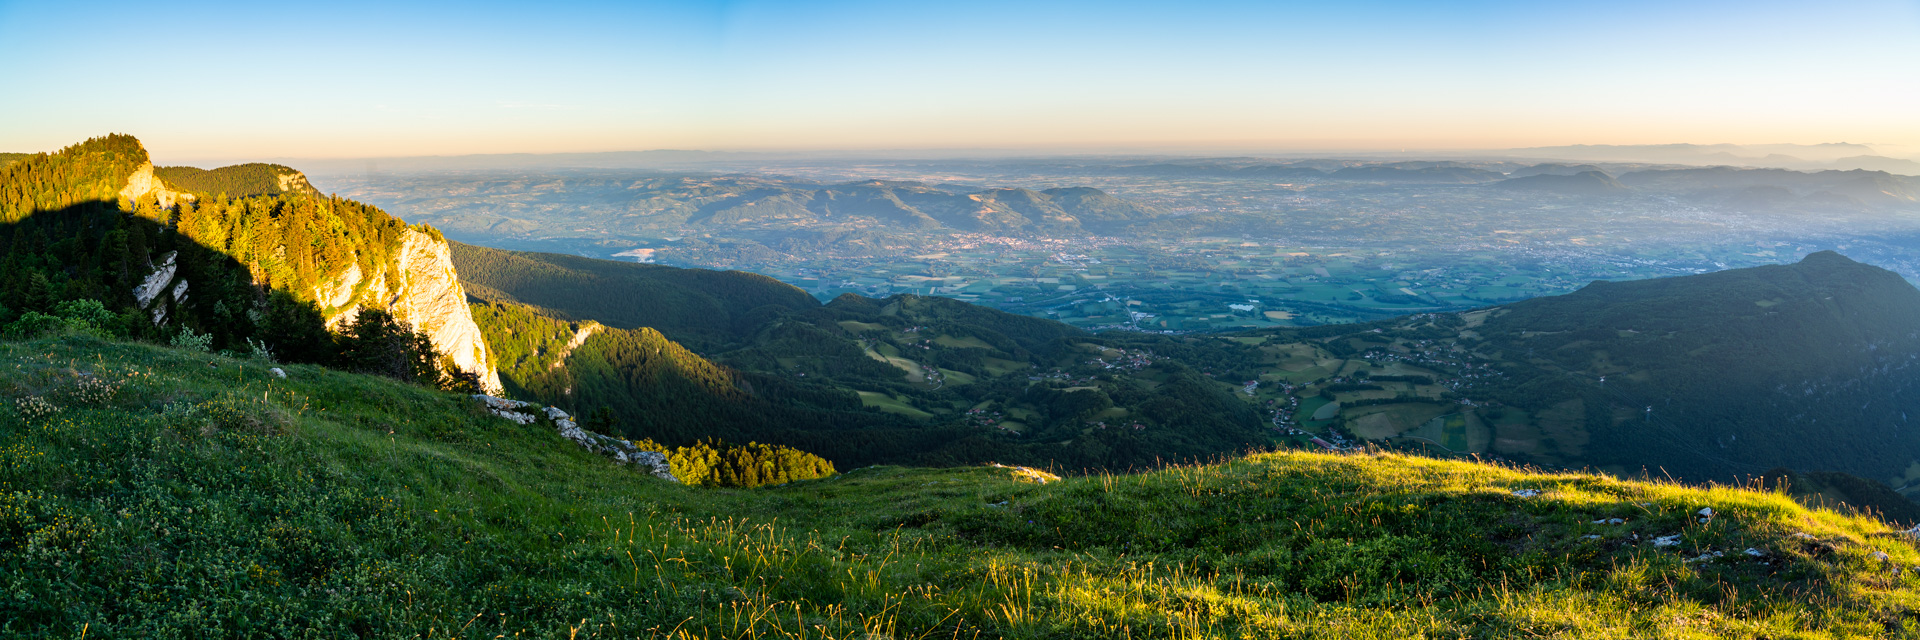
[2,0,1916,160]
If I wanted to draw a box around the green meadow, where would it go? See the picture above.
[6,333,1920,638]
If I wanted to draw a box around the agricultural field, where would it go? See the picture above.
[724,236,1832,332]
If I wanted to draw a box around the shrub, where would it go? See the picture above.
[246,337,275,363]
[632,438,837,488]
[53,299,113,332]
[5,312,63,339]
[170,326,213,352]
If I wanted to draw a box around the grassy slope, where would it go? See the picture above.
[5,334,1920,638]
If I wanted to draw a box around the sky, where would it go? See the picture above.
[2,0,1917,161]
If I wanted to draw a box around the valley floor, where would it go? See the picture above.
[4,333,1920,638]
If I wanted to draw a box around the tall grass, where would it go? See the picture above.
[1,333,1918,638]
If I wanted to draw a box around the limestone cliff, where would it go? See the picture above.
[118,162,193,208]
[318,229,504,395]
[115,150,502,395]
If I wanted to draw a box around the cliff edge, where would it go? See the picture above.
[320,229,503,394]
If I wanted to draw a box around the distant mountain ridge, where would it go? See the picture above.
[1494,170,1627,195]
[1457,251,1920,481]
[157,163,320,198]
[658,178,1162,234]
[1509,142,1879,165]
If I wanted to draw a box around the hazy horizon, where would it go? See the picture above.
[5,0,1917,160]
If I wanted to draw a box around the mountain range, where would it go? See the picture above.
[11,134,1920,634]
[11,134,1920,498]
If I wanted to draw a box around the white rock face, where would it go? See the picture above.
[386,230,502,394]
[276,172,309,193]
[313,262,362,310]
[551,322,603,370]
[118,162,192,209]
[323,229,502,395]
[134,251,178,310]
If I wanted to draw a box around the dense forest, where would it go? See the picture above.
[156,163,317,198]
[0,134,148,224]
[623,437,837,488]
[469,299,979,466]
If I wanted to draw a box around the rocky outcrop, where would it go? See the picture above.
[119,162,193,209]
[118,153,499,392]
[323,229,503,395]
[133,251,182,325]
[276,171,317,195]
[473,394,678,481]
[313,262,362,310]
[550,322,603,370]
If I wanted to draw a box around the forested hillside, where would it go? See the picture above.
[1469,251,1920,481]
[453,240,1920,501]
[452,241,817,349]
[156,163,319,198]
[0,134,149,223]
[458,245,1276,470]
[0,135,494,389]
[1119,251,1920,505]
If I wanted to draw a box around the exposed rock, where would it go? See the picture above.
[322,230,502,394]
[1511,489,1541,498]
[134,251,178,309]
[313,262,363,310]
[118,162,193,209]
[268,368,287,379]
[1683,550,1725,564]
[132,251,191,326]
[471,394,677,481]
[276,171,317,194]
[386,230,502,394]
[550,322,604,370]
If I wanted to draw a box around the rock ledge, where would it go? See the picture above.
[472,394,677,482]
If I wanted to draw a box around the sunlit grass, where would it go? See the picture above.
[2,332,1919,637]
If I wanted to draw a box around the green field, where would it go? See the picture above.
[856,390,934,418]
